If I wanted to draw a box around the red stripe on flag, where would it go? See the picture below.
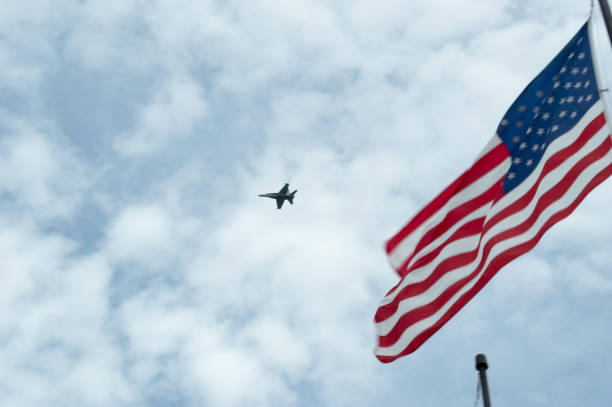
[382,113,604,302]
[397,177,504,274]
[377,156,612,362]
[391,112,605,282]
[385,143,509,255]
[376,217,486,321]
[376,135,612,353]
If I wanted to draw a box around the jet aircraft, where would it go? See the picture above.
[259,183,297,209]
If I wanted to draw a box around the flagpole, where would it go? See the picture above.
[598,0,612,46]
[475,354,492,407]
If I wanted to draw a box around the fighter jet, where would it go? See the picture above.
[259,183,297,209]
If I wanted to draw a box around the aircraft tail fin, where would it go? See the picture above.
[288,190,297,204]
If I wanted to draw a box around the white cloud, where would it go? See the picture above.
[0,129,87,219]
[105,204,178,267]
[240,317,310,372]
[184,339,292,407]
[0,220,135,406]
[119,291,197,357]
[114,76,208,156]
[61,1,149,71]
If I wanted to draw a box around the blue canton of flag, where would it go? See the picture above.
[498,23,599,191]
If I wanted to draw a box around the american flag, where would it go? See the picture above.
[375,20,612,363]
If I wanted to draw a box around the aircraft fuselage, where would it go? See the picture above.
[258,183,297,209]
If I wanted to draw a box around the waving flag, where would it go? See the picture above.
[375,20,612,363]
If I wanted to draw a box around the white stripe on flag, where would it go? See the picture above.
[378,107,607,330]
[376,105,609,354]
[376,136,612,356]
[388,154,508,270]
[389,101,606,278]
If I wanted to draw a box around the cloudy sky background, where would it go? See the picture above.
[1,1,612,406]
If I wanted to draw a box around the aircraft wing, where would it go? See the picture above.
[278,183,289,194]
[276,198,284,209]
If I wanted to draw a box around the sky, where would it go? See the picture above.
[1,1,612,406]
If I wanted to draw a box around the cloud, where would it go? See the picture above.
[0,219,135,406]
[114,76,208,156]
[105,204,175,265]
[0,128,88,219]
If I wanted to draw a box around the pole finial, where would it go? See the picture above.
[475,353,488,371]
[474,354,492,407]
[598,0,612,48]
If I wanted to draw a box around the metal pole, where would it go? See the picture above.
[475,354,492,407]
[598,0,612,47]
